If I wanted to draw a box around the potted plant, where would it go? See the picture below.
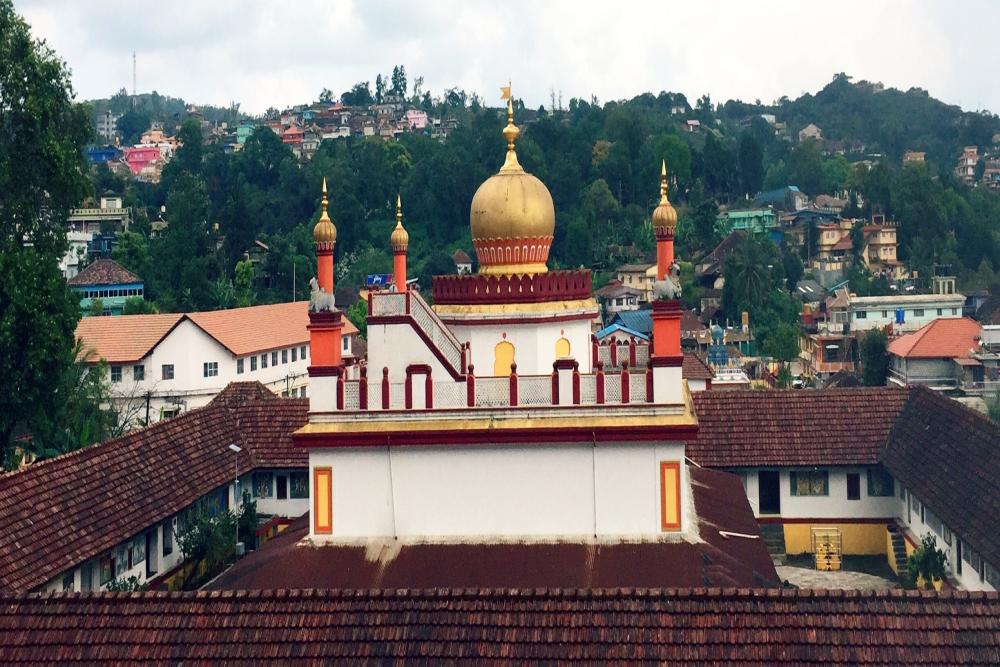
[906,533,947,590]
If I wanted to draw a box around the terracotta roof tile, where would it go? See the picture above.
[690,387,910,467]
[0,384,307,593]
[887,317,981,359]
[2,588,998,663]
[75,313,183,363]
[67,259,142,286]
[683,352,714,381]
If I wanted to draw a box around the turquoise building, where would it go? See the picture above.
[716,208,781,245]
[68,259,145,316]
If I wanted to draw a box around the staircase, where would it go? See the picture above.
[887,524,909,576]
[759,523,786,563]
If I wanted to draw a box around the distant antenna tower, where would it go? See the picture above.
[132,51,137,105]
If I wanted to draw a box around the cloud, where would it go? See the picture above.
[14,0,1000,114]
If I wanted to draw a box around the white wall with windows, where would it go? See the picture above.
[101,319,312,424]
[897,485,998,592]
[728,466,900,519]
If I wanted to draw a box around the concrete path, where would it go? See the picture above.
[776,564,899,590]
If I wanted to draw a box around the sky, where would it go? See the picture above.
[16,0,1000,116]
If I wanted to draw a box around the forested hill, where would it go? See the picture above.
[752,73,999,166]
[93,72,1000,316]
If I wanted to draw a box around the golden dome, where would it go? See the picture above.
[390,194,409,250]
[470,97,555,275]
[313,177,337,246]
[651,160,678,234]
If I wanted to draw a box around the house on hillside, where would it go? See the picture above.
[797,123,823,143]
[69,259,144,316]
[595,280,643,317]
[887,317,994,393]
[615,263,656,304]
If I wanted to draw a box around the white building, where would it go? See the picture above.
[75,301,358,424]
[826,288,966,334]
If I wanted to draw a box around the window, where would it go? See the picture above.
[913,308,924,317]
[314,467,333,534]
[250,356,257,371]
[271,351,278,366]
[951,308,958,315]
[237,358,244,374]
[925,507,943,537]
[276,475,288,500]
[133,365,144,381]
[300,345,307,359]
[115,545,127,576]
[299,386,307,398]
[846,473,861,500]
[790,470,829,496]
[881,310,888,318]
[659,461,682,531]
[130,537,145,566]
[110,366,122,383]
[282,349,288,364]
[942,525,952,546]
[99,555,114,585]
[867,468,895,496]
[162,519,173,556]
[856,310,867,320]
[290,472,309,498]
[62,572,74,592]
[261,354,268,369]
[342,337,348,351]
[162,364,174,380]
[203,361,218,378]
[254,472,273,498]
[291,347,298,362]
[936,308,943,316]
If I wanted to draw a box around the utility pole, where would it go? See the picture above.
[132,51,137,108]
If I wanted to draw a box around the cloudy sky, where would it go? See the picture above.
[16,0,1000,115]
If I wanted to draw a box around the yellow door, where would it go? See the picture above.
[493,341,515,376]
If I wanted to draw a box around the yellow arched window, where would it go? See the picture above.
[555,337,571,358]
[493,341,515,376]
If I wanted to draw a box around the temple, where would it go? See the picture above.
[293,93,735,562]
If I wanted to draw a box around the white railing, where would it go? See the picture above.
[389,382,406,409]
[604,374,622,403]
[409,293,464,372]
[367,382,381,408]
[579,374,597,403]
[344,382,360,410]
[371,292,407,316]
[518,376,551,406]
[475,377,509,407]
[434,380,466,407]
[630,373,647,402]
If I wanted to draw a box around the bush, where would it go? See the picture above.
[106,575,146,592]
[906,533,947,588]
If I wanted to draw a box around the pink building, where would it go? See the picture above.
[122,146,161,175]
[405,109,429,130]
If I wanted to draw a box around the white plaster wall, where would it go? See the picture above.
[849,296,964,332]
[367,322,454,383]
[732,467,900,519]
[310,441,688,540]
[450,317,593,377]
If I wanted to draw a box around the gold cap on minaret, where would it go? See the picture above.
[390,193,409,250]
[651,160,678,233]
[500,97,522,174]
[313,177,337,245]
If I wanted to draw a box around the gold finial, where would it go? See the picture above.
[659,160,669,201]
[313,177,337,245]
[500,83,522,174]
[652,159,678,233]
[390,193,409,250]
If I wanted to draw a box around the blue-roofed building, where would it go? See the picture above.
[85,146,121,165]
[609,310,653,338]
[594,322,649,344]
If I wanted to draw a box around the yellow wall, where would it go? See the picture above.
[783,523,888,556]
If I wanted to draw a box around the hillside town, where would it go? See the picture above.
[3,1,1000,662]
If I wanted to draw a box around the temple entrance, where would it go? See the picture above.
[493,341,515,376]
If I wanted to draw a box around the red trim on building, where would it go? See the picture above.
[572,365,581,405]
[358,368,368,410]
[381,367,390,410]
[433,268,590,305]
[509,363,518,406]
[756,517,895,525]
[308,365,344,378]
[466,365,476,407]
[596,365,605,404]
[650,355,684,368]
[621,366,630,403]
[438,312,596,327]
[551,369,560,405]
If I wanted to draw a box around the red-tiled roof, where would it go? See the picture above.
[3,588,998,663]
[67,259,142,286]
[209,467,777,591]
[0,384,307,593]
[883,387,1000,572]
[689,387,911,467]
[887,317,982,359]
[75,302,358,363]
[75,313,184,363]
[683,352,714,380]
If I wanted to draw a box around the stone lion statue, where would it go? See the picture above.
[308,277,336,313]
[652,263,682,301]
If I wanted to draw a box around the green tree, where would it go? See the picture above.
[860,328,890,386]
[150,172,215,311]
[687,180,720,253]
[762,322,800,363]
[391,65,407,97]
[580,179,621,262]
[88,298,105,317]
[123,297,158,315]
[737,132,764,197]
[346,299,368,339]
[234,258,256,307]
[787,138,825,196]
[0,0,93,465]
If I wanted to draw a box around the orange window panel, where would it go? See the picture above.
[660,461,681,531]
[313,467,332,535]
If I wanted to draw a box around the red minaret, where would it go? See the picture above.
[650,161,683,402]
[309,178,344,380]
[390,194,409,293]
